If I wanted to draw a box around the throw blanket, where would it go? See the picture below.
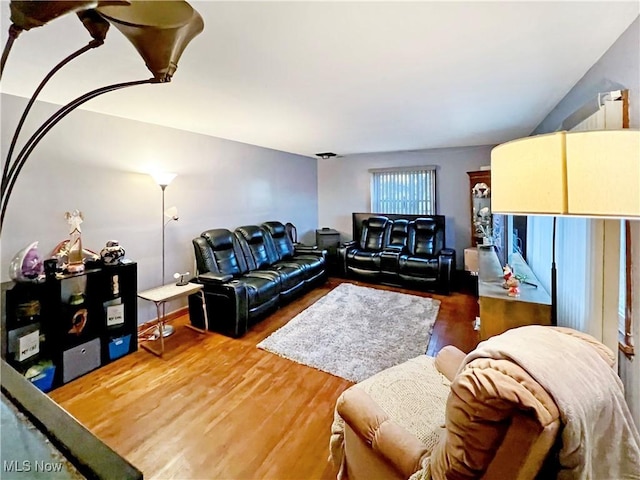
[329,355,451,479]
[464,326,640,480]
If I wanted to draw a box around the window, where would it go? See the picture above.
[370,167,436,214]
[526,216,593,334]
[619,220,634,356]
[510,215,528,260]
[619,221,626,334]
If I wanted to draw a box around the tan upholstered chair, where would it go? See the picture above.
[330,326,639,480]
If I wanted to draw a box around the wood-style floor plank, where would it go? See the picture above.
[49,277,479,480]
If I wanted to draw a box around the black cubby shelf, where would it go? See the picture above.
[1,262,137,392]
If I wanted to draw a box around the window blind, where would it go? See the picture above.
[370,167,436,214]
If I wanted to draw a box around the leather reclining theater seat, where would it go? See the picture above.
[190,221,327,337]
[338,215,456,294]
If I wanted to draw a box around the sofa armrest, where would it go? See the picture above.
[337,387,429,478]
[337,241,359,277]
[440,248,455,258]
[384,244,404,254]
[437,248,456,294]
[197,272,234,284]
[194,276,249,337]
[434,345,466,382]
[294,245,327,259]
[293,243,317,253]
[337,241,359,259]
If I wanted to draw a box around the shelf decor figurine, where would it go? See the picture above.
[506,276,521,297]
[9,240,44,283]
[100,240,125,265]
[65,209,85,273]
[502,264,513,288]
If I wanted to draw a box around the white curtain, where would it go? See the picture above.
[557,217,593,332]
[526,216,593,332]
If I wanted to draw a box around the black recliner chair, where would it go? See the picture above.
[398,218,456,294]
[235,225,308,302]
[191,228,280,337]
[261,221,326,286]
[339,216,391,279]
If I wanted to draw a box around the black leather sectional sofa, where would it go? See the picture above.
[189,221,327,337]
[339,214,456,294]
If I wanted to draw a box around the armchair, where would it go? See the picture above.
[330,326,640,480]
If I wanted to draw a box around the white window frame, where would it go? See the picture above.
[369,166,437,215]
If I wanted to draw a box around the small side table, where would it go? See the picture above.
[316,228,341,276]
[137,282,208,357]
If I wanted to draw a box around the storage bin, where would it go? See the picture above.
[108,334,131,360]
[30,365,56,393]
[62,337,101,383]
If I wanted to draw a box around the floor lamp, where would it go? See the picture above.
[491,130,639,333]
[0,1,204,235]
[150,172,178,337]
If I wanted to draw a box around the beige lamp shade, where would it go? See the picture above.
[491,130,640,218]
[566,130,640,217]
[491,132,568,215]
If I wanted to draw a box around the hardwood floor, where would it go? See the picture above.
[49,277,479,480]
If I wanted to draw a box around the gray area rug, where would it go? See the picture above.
[257,283,440,382]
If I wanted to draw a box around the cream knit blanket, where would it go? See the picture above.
[464,326,640,480]
[329,355,450,477]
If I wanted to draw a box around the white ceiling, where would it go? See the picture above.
[1,1,638,158]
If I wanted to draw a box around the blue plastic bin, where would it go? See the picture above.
[108,334,131,360]
[30,365,56,393]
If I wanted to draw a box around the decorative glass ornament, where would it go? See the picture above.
[9,241,44,283]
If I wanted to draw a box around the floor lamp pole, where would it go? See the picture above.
[161,184,166,284]
[159,183,174,337]
[551,216,558,326]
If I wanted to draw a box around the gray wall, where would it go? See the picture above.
[529,16,640,427]
[1,94,319,323]
[317,145,494,267]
